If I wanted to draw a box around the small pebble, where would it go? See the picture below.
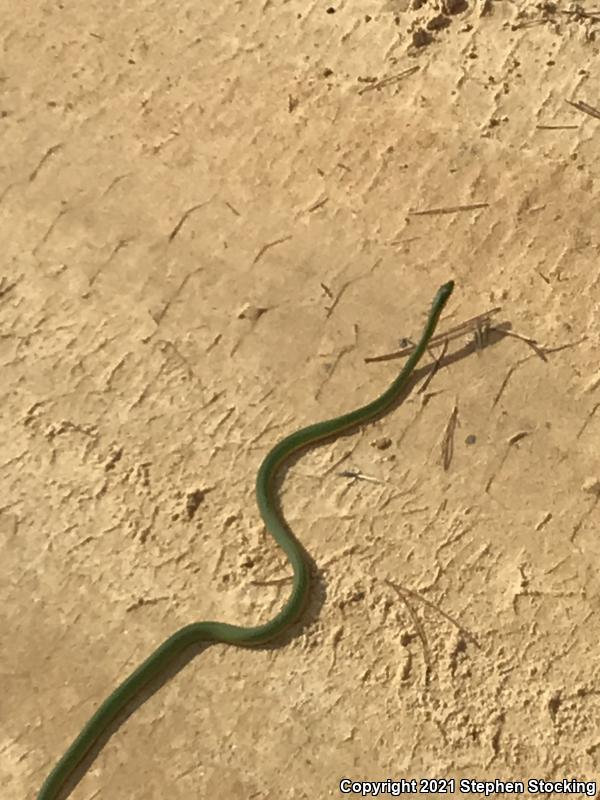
[237,304,268,321]
[372,437,392,450]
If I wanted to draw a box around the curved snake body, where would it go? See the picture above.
[37,279,454,799]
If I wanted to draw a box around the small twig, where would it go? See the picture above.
[385,580,432,687]
[492,336,588,400]
[536,124,579,130]
[365,307,501,364]
[507,431,529,446]
[391,582,481,650]
[576,402,600,440]
[492,360,526,409]
[419,339,448,394]
[338,469,384,485]
[489,326,547,361]
[358,66,419,95]
[570,494,600,543]
[322,448,356,476]
[511,17,547,29]
[250,576,293,587]
[566,99,600,120]
[168,201,212,242]
[542,336,587,355]
[535,513,552,532]
[561,7,600,22]
[320,282,333,299]
[441,402,459,471]
[252,235,293,265]
[408,202,489,217]
[306,196,328,213]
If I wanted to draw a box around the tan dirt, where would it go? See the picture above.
[2,1,600,798]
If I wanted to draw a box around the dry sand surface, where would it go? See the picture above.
[2,1,600,798]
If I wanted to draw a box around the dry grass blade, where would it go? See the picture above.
[365,307,501,364]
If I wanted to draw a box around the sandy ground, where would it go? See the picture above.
[2,1,600,798]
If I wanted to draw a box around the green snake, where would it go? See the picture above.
[37,279,454,799]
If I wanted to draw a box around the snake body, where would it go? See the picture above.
[37,280,454,799]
